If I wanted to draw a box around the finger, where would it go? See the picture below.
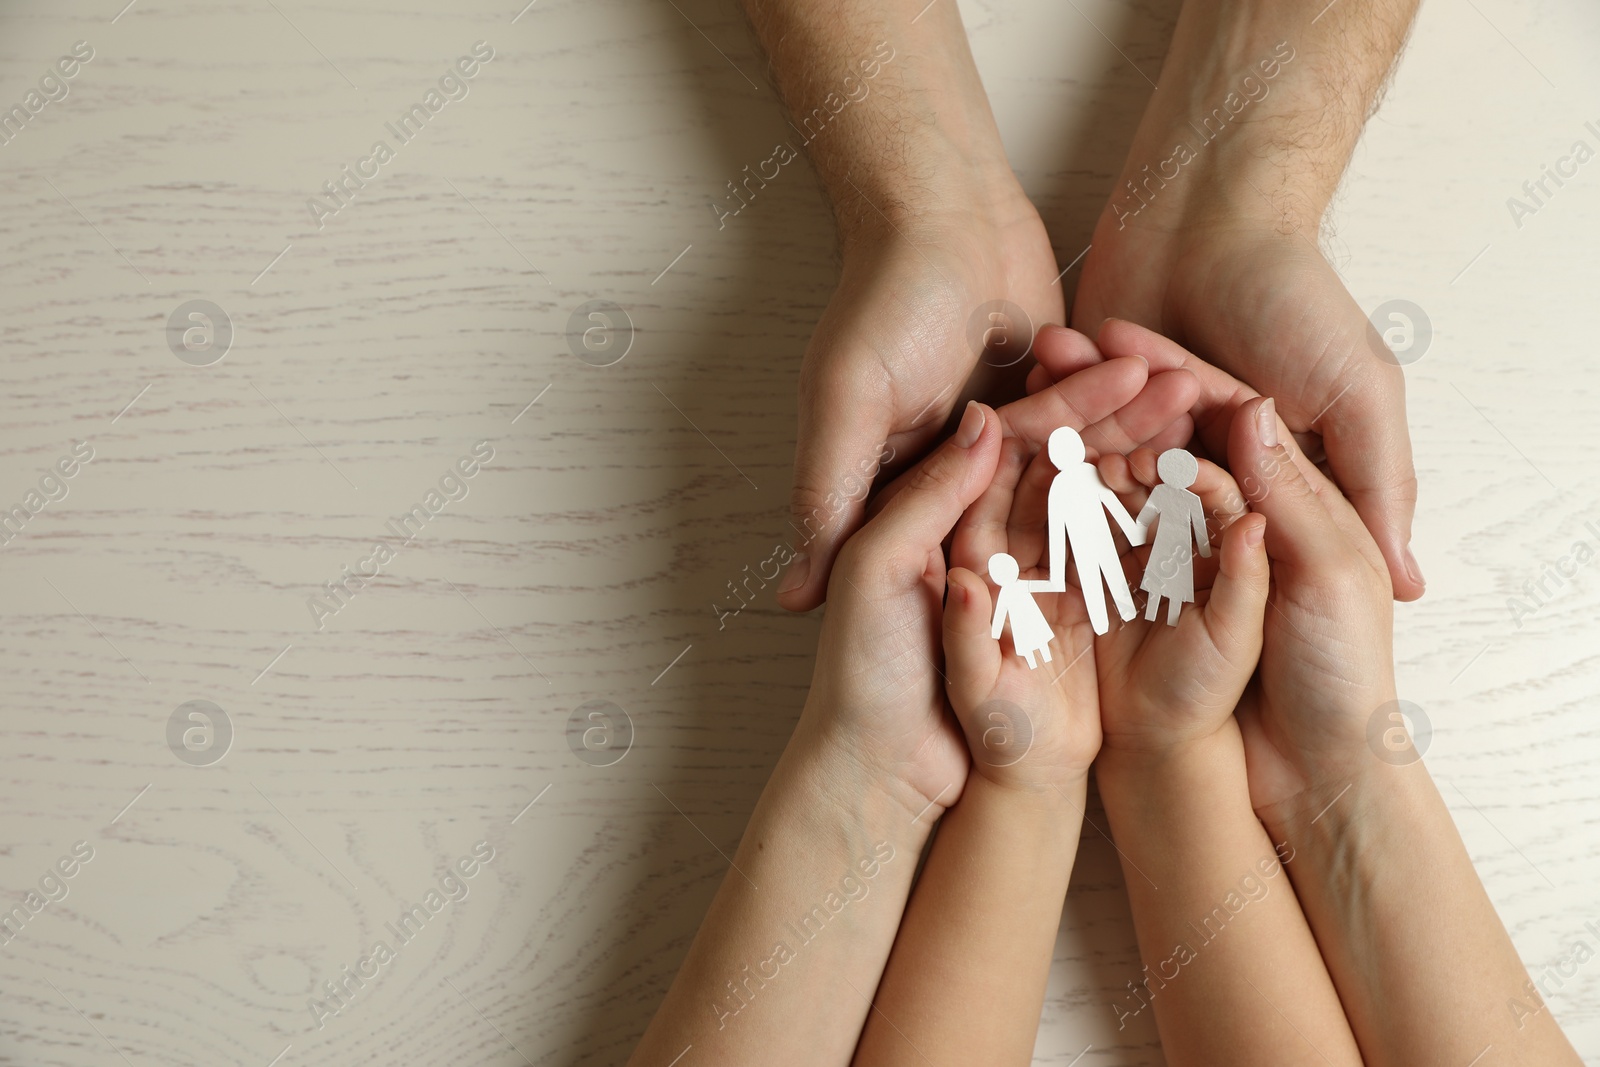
[999,356,1147,448]
[1316,359,1423,600]
[944,567,1001,708]
[1026,324,1106,395]
[951,436,1030,574]
[1197,513,1270,667]
[1191,456,1249,541]
[1095,318,1256,460]
[780,381,900,612]
[1006,444,1058,575]
[1227,397,1363,574]
[838,402,1002,595]
[1077,369,1201,458]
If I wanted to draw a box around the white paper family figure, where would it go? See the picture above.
[982,429,1211,668]
[1137,448,1211,626]
[1025,427,1147,636]
[988,552,1054,668]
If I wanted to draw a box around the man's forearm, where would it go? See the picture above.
[1115,0,1421,231]
[1260,765,1584,1067]
[629,717,937,1067]
[1098,728,1362,1066]
[739,0,1018,247]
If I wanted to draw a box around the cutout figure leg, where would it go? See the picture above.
[1023,649,1038,669]
[1072,546,1110,635]
[1166,595,1181,627]
[1144,592,1161,621]
[1103,556,1137,622]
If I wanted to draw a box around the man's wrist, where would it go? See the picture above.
[1107,0,1419,237]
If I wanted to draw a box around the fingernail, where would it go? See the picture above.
[953,400,984,448]
[1244,519,1265,548]
[778,553,810,596]
[948,577,969,604]
[1257,398,1279,448]
[1403,544,1425,589]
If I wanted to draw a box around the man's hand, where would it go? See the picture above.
[1073,0,1425,601]
[782,189,1063,610]
[741,0,1068,610]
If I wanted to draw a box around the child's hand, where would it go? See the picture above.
[1224,397,1399,814]
[940,437,1103,794]
[1092,449,1271,753]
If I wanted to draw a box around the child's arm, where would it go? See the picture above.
[1092,450,1362,1065]
[1224,397,1585,1067]
[855,437,1101,1066]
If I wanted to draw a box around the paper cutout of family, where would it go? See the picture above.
[1024,427,1147,636]
[985,428,1212,668]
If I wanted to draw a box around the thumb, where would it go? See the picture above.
[1316,354,1422,600]
[944,566,1000,711]
[778,395,898,612]
[1200,513,1270,665]
[835,402,1001,596]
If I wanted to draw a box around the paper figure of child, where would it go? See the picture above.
[1135,448,1211,626]
[988,552,1054,669]
[1026,426,1147,636]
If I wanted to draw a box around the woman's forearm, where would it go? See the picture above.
[629,717,938,1067]
[1260,763,1584,1067]
[1098,728,1361,1066]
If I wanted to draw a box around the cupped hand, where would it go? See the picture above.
[1091,448,1269,754]
[1224,396,1400,815]
[940,435,1102,794]
[799,400,1002,818]
[1073,211,1424,601]
[779,188,1064,613]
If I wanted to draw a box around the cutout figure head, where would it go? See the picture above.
[1047,426,1085,469]
[1157,448,1199,489]
[987,552,1020,584]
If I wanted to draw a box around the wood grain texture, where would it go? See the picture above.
[1,0,1598,1064]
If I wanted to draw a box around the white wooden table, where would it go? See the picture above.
[1,0,1597,1063]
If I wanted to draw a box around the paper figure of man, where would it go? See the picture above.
[1027,426,1147,635]
[988,552,1054,669]
[1137,448,1211,626]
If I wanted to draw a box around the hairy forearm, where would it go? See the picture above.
[1260,764,1583,1067]
[1098,727,1361,1066]
[853,773,1086,1067]
[739,0,1018,246]
[629,718,937,1067]
[1115,0,1420,231]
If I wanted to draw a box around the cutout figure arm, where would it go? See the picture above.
[1191,493,1212,558]
[1102,483,1147,546]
